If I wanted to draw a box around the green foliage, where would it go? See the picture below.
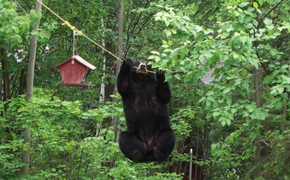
[244,131,290,180]
[171,106,193,141]
[148,0,290,179]
[0,0,39,46]
[0,89,183,179]
[2,0,290,179]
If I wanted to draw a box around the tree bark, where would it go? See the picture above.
[1,47,10,111]
[203,118,211,180]
[253,67,261,178]
[19,66,27,95]
[282,99,288,132]
[21,0,42,174]
[112,0,124,142]
[99,18,106,104]
[96,18,106,137]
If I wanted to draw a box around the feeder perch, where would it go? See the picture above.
[55,55,96,87]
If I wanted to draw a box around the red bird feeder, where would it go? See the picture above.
[55,55,96,87]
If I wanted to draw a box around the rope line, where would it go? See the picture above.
[15,0,28,14]
[35,0,156,74]
[36,0,123,63]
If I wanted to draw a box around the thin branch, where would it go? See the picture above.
[260,0,285,22]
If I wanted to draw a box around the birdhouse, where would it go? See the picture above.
[55,55,96,87]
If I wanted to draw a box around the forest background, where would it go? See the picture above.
[1,0,290,179]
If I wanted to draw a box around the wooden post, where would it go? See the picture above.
[21,0,42,174]
[1,48,9,111]
[253,67,261,178]
[189,148,193,180]
[113,0,124,142]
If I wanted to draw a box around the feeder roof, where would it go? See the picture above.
[55,55,96,70]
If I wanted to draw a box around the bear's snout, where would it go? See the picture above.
[136,62,148,73]
[140,64,146,69]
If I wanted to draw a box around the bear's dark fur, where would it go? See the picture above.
[117,59,175,163]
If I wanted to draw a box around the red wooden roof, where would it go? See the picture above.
[55,55,96,70]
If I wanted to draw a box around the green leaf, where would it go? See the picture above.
[240,36,248,44]
[277,85,284,94]
[239,2,249,8]
[281,93,288,99]
[252,19,258,27]
[220,32,229,39]
[223,88,231,94]
[263,75,273,84]
[250,132,257,140]
[242,69,248,76]
[206,90,214,96]
[281,64,289,69]
[164,29,172,36]
[264,18,273,30]
[174,74,181,80]
[221,120,226,126]
[183,16,191,21]
[233,52,239,59]
[181,34,190,42]
[213,111,220,117]
[253,2,258,9]
[226,119,231,126]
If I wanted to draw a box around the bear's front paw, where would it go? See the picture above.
[122,58,132,70]
[156,70,166,81]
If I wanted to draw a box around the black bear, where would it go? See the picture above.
[117,59,175,163]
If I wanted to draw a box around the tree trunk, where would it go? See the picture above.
[282,95,288,132]
[112,0,124,142]
[21,0,42,174]
[19,63,28,95]
[96,18,106,137]
[99,18,106,104]
[1,47,10,111]
[203,118,211,180]
[253,67,261,178]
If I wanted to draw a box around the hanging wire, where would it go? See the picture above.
[36,0,122,62]
[72,30,76,64]
[15,0,28,14]
[73,30,76,56]
[35,0,156,74]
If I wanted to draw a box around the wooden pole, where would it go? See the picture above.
[21,0,42,174]
[253,67,261,178]
[96,18,106,137]
[113,0,124,142]
[1,48,10,111]
[189,148,193,180]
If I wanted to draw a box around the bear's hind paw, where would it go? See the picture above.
[131,149,142,163]
[153,147,164,161]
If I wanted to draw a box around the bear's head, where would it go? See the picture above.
[131,60,155,81]
[132,60,151,73]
